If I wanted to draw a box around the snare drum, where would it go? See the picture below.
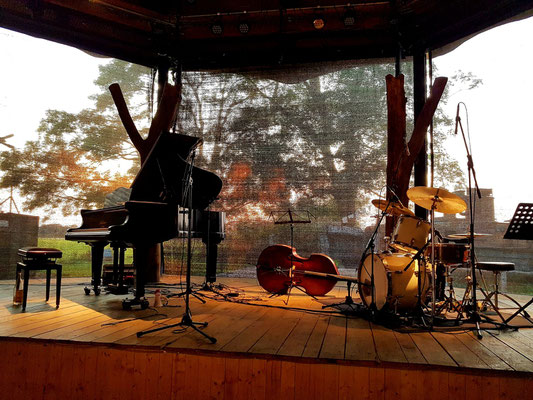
[390,215,430,254]
[358,253,430,312]
[425,243,469,265]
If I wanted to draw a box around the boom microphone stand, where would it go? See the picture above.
[456,103,483,338]
[137,150,216,343]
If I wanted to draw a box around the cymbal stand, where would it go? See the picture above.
[402,240,431,326]
[137,150,216,343]
[436,267,462,314]
[429,197,438,326]
[358,199,393,316]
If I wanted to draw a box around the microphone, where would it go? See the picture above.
[387,185,402,204]
[454,103,460,135]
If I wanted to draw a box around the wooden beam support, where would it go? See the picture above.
[109,82,181,164]
[385,74,407,236]
[412,51,428,220]
[386,76,448,225]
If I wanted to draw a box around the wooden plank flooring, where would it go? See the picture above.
[0,276,532,375]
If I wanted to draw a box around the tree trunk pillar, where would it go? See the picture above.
[385,74,407,236]
[413,49,428,220]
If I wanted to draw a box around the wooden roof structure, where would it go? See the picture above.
[1,1,533,71]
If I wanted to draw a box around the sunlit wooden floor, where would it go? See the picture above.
[1,275,533,373]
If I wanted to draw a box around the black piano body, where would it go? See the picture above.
[65,131,225,308]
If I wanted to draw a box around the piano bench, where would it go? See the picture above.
[15,247,62,312]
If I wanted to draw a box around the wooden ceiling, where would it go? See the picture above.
[1,0,532,71]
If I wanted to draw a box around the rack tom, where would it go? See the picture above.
[390,215,430,254]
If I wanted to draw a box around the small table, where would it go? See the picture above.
[16,247,62,311]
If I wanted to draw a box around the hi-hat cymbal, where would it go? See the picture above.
[371,199,415,216]
[447,232,492,239]
[406,187,467,214]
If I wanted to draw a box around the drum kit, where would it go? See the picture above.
[357,186,484,325]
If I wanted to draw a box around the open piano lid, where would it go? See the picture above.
[129,131,222,210]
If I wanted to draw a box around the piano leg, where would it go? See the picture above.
[122,244,149,310]
[203,236,222,284]
[86,242,105,295]
[107,243,129,295]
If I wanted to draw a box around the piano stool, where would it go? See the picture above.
[15,247,62,312]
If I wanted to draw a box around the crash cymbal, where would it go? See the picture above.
[371,199,415,216]
[406,187,467,214]
[447,232,492,239]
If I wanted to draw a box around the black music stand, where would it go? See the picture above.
[499,203,533,324]
[269,209,313,304]
[270,209,312,248]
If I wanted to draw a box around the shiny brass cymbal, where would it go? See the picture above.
[447,232,492,239]
[371,199,415,216]
[406,186,467,214]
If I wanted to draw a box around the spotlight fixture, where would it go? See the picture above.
[238,22,250,34]
[343,11,356,27]
[313,17,325,30]
[211,23,223,35]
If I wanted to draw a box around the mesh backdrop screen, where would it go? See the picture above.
[164,63,400,274]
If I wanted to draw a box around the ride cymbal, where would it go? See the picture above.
[406,187,467,214]
[447,232,492,239]
[371,199,415,216]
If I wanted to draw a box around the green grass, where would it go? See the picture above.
[37,238,132,277]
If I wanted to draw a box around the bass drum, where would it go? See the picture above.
[358,253,430,312]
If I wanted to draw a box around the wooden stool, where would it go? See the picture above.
[16,247,62,311]
[476,261,521,309]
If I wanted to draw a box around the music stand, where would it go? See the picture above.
[270,209,312,248]
[499,203,533,323]
[269,209,313,303]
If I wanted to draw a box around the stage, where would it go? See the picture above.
[0,276,532,399]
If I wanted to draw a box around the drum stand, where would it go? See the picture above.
[358,201,392,316]
[436,266,462,315]
[401,239,431,326]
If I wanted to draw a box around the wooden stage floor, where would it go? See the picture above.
[1,275,533,399]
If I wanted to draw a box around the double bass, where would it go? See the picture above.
[256,244,339,296]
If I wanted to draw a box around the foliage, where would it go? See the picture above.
[0,60,151,216]
[0,59,476,222]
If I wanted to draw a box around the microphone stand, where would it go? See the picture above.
[137,150,216,343]
[456,109,483,338]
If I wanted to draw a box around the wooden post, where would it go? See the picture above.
[385,74,407,236]
[157,62,169,105]
[145,62,170,284]
[385,75,448,233]
[412,50,428,220]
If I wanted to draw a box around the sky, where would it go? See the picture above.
[0,16,532,225]
[432,17,533,221]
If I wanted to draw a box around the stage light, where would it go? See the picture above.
[313,17,325,30]
[343,11,356,26]
[238,22,250,34]
[211,23,223,35]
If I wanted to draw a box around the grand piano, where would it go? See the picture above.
[65,131,225,309]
